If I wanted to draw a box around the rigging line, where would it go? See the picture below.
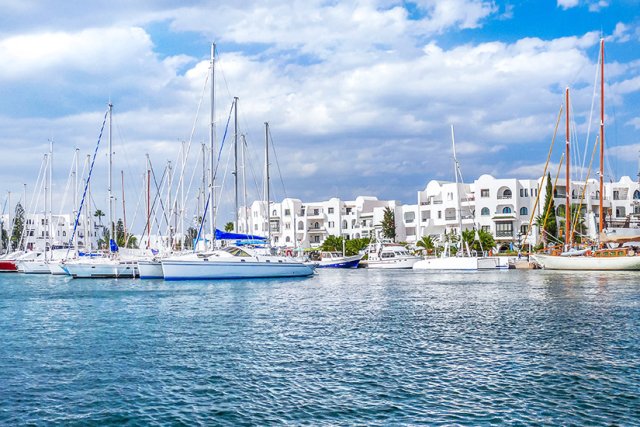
[18,154,48,250]
[524,104,563,244]
[571,135,600,245]
[113,113,141,209]
[267,126,288,200]
[123,170,145,249]
[582,47,601,173]
[149,161,171,231]
[67,108,109,257]
[55,147,79,219]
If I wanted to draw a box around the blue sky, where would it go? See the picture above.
[0,0,639,230]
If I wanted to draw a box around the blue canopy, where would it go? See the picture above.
[214,229,267,241]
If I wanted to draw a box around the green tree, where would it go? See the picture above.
[536,172,557,245]
[225,221,234,232]
[11,202,25,251]
[320,235,344,252]
[94,209,105,226]
[345,237,370,256]
[416,235,436,254]
[185,226,198,249]
[115,218,126,247]
[381,207,396,241]
[462,228,495,253]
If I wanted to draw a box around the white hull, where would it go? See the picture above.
[365,257,420,269]
[48,262,68,275]
[138,260,164,279]
[413,256,498,271]
[63,259,138,278]
[20,261,53,274]
[162,259,315,280]
[532,254,640,270]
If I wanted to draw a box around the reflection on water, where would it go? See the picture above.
[0,270,638,425]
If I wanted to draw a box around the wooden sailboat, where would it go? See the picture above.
[533,39,640,270]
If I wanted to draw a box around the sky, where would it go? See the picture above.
[1,0,639,231]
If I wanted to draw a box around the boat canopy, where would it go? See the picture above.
[214,229,267,241]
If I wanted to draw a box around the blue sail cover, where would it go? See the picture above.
[214,229,267,241]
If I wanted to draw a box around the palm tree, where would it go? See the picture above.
[462,229,495,253]
[94,209,105,226]
[320,235,343,252]
[225,222,234,232]
[416,235,435,254]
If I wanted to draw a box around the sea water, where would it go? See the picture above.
[0,269,638,425]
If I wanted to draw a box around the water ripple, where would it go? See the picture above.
[0,270,638,425]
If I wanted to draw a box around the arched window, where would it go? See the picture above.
[502,207,512,214]
[519,207,528,215]
[285,236,290,243]
[298,221,304,230]
[314,222,319,229]
[272,209,277,216]
[503,189,512,198]
[481,207,490,216]
[634,190,640,200]
[342,220,348,229]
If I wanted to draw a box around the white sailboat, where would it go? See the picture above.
[532,39,640,270]
[63,103,139,278]
[414,126,497,271]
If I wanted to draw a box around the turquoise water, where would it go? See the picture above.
[0,270,638,425]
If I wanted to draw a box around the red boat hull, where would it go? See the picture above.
[0,260,18,272]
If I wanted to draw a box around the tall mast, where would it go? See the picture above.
[209,42,216,248]
[146,154,151,249]
[451,125,465,254]
[108,102,114,252]
[241,134,248,233]
[599,38,605,235]
[121,170,127,247]
[48,139,53,260]
[265,122,270,242]
[86,155,92,251]
[565,88,571,248]
[73,148,79,255]
[234,97,239,231]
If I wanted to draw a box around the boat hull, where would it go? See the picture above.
[63,261,138,278]
[138,260,164,279]
[364,257,420,269]
[316,255,362,269]
[21,261,52,274]
[532,254,640,270]
[413,256,498,271]
[161,260,315,280]
[0,260,18,272]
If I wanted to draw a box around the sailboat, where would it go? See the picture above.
[161,64,315,280]
[413,126,498,271]
[62,103,138,278]
[532,39,640,270]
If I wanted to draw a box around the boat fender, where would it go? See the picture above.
[584,250,592,256]
[285,249,293,257]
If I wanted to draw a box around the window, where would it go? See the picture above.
[298,221,304,230]
[313,209,319,215]
[314,222,320,229]
[634,190,640,200]
[328,207,334,214]
[272,209,277,216]
[525,189,529,197]
[495,222,513,237]
[503,189,512,198]
[519,207,528,215]
[328,221,334,228]
[481,189,489,198]
[481,225,491,233]
[284,209,291,216]
[613,191,620,200]
[342,220,348,228]
[520,225,529,235]
[285,236,290,243]
[481,207,490,216]
[437,211,442,219]
[502,207,512,214]
[314,236,320,243]
[520,188,524,197]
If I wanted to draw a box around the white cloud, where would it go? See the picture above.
[557,0,580,10]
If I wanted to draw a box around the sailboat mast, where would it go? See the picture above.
[599,38,605,235]
[241,134,248,233]
[108,102,114,252]
[73,148,79,255]
[450,125,465,254]
[234,97,239,232]
[565,88,571,248]
[265,122,270,242]
[146,154,151,249]
[209,42,216,248]
[121,170,127,247]
[48,140,53,261]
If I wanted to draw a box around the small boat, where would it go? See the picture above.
[161,245,316,280]
[413,255,498,271]
[363,244,421,269]
[312,251,363,269]
[62,257,138,278]
[0,251,24,272]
